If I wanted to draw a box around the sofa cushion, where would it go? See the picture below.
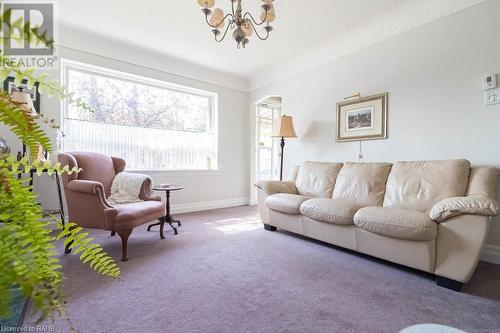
[265,193,312,215]
[354,207,437,241]
[383,159,471,212]
[332,162,392,206]
[466,167,500,199]
[115,200,165,225]
[300,198,362,225]
[295,161,343,198]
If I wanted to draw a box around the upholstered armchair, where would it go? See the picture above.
[58,152,166,261]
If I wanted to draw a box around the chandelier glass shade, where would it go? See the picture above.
[197,0,275,48]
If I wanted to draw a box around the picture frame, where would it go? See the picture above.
[3,76,41,113]
[336,92,388,142]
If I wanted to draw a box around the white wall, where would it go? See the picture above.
[1,28,250,214]
[2,1,500,255]
[249,1,500,249]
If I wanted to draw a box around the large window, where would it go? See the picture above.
[62,60,218,170]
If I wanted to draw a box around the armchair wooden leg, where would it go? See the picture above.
[117,229,133,262]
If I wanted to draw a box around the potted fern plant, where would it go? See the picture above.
[0,8,120,324]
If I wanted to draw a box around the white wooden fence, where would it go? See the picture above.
[63,119,217,170]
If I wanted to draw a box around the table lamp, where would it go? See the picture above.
[10,87,46,162]
[11,87,36,113]
[273,115,297,181]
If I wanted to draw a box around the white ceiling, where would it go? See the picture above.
[55,0,485,90]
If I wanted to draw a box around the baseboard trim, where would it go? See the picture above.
[170,197,250,214]
[480,244,500,265]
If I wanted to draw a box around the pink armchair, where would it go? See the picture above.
[58,152,166,261]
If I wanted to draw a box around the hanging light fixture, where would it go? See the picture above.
[197,0,276,49]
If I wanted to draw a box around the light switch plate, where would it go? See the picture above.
[484,88,500,106]
[483,74,497,90]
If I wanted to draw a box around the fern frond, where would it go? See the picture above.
[0,91,52,152]
[0,168,64,320]
[0,8,116,321]
[56,223,120,278]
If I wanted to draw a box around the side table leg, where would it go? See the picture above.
[168,216,178,235]
[165,190,178,235]
[147,222,159,232]
[159,217,165,240]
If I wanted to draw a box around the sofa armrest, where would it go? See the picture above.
[254,180,298,196]
[67,180,103,194]
[67,180,113,209]
[430,196,500,222]
[139,178,161,201]
[435,214,491,283]
[254,181,297,226]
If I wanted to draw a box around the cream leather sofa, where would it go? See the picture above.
[255,160,500,291]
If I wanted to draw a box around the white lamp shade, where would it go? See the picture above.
[197,0,215,8]
[11,90,36,114]
[209,8,225,28]
[273,115,297,138]
[11,90,31,104]
[260,4,275,22]
[242,19,253,37]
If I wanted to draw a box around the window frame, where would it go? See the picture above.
[60,58,220,173]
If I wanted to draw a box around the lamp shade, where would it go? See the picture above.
[273,115,297,138]
[11,89,36,114]
[242,19,253,37]
[209,8,225,28]
[260,4,275,23]
[197,0,215,8]
[10,90,31,104]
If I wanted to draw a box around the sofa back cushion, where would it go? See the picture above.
[383,159,471,212]
[466,167,499,199]
[295,161,343,198]
[332,162,393,206]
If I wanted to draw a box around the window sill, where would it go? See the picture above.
[128,169,224,177]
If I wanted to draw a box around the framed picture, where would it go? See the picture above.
[3,76,41,113]
[336,92,388,142]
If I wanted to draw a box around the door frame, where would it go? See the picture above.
[249,95,283,205]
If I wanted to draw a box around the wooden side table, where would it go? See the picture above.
[147,185,184,239]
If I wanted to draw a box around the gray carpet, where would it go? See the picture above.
[25,206,500,333]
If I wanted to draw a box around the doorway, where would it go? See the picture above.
[255,97,282,182]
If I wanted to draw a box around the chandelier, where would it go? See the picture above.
[197,0,276,49]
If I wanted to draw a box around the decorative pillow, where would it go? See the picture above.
[429,196,500,222]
